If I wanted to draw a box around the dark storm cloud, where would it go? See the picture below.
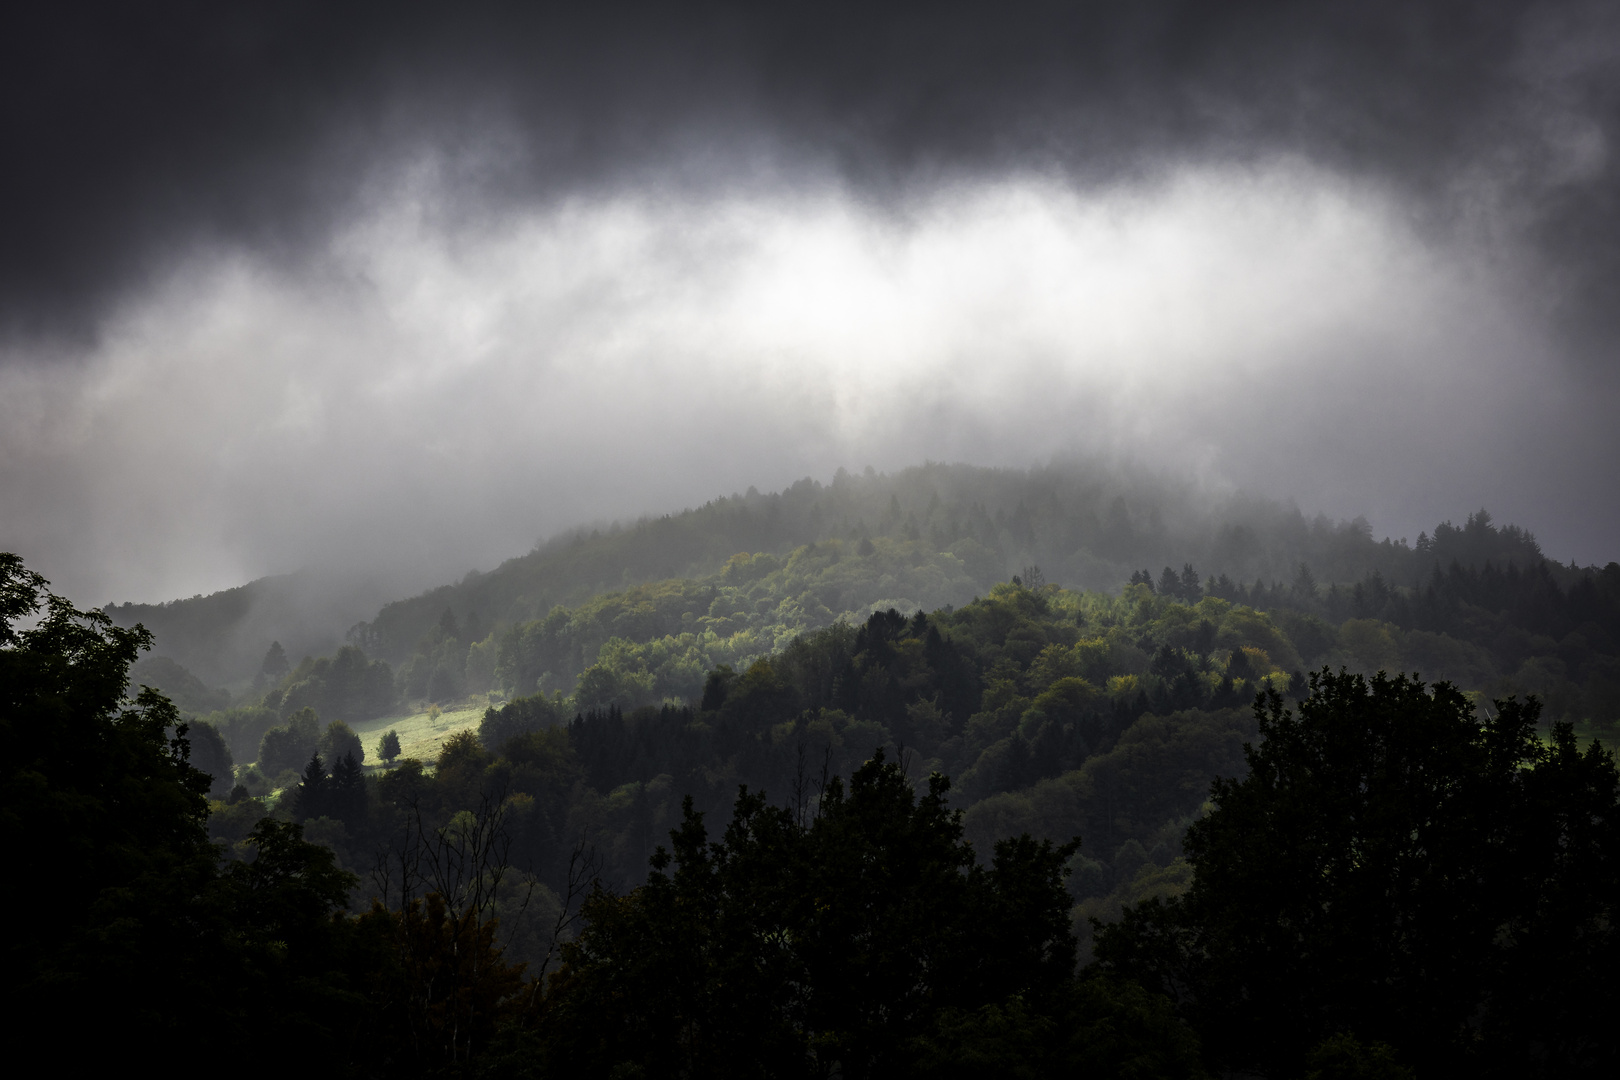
[4,1,1619,608]
[6,1,1618,350]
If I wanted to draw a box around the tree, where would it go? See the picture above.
[128,653,230,714]
[369,891,529,1067]
[546,752,1084,1077]
[279,644,395,722]
[2,554,219,1042]
[478,692,559,750]
[0,554,379,1063]
[1291,561,1319,604]
[1094,670,1619,1078]
[378,728,402,764]
[331,751,367,824]
[1178,563,1202,602]
[293,751,330,821]
[0,554,404,1067]
[259,639,290,686]
[187,718,235,796]
[320,717,364,766]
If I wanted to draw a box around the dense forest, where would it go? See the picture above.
[107,461,1582,690]
[115,465,1620,782]
[7,540,1615,1076]
[15,462,1620,1076]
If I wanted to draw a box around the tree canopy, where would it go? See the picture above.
[542,753,1201,1078]
[9,541,1620,1075]
[1095,670,1620,1077]
[0,555,385,1068]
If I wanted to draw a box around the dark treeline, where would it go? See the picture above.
[185,513,1620,936]
[6,547,1618,1076]
[214,581,1278,935]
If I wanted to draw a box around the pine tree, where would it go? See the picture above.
[293,752,329,821]
[259,640,290,684]
[1179,563,1202,601]
[330,751,366,823]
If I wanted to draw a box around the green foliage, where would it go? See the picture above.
[0,554,380,1068]
[1304,1033,1416,1080]
[544,754,1091,1077]
[1,556,217,1019]
[268,643,394,722]
[292,751,332,821]
[319,717,364,765]
[363,891,530,1068]
[907,977,1207,1080]
[196,703,280,763]
[17,517,1620,1075]
[362,461,1484,675]
[480,691,562,751]
[127,653,230,714]
[1094,671,1620,1077]
[186,718,235,796]
[378,727,401,763]
[258,705,321,775]
[396,606,470,703]
[492,537,984,705]
[258,639,290,685]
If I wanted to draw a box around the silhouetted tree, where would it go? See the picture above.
[293,752,330,821]
[330,751,366,824]
[256,639,290,690]
[187,719,235,797]
[0,553,377,1067]
[545,752,1082,1077]
[1095,671,1620,1078]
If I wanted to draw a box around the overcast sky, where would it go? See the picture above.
[2,1,1618,605]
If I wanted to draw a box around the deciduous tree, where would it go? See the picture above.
[1095,670,1620,1077]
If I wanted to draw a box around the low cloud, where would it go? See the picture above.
[4,157,1608,605]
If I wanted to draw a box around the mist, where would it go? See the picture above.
[2,2,1618,606]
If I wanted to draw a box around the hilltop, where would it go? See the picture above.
[108,459,1563,691]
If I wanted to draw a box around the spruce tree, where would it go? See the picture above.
[330,751,365,823]
[293,752,329,821]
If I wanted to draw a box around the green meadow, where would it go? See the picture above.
[348,696,495,770]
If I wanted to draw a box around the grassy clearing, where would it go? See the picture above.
[349,697,493,769]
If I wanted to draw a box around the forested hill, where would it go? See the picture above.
[357,461,1561,669]
[110,459,1583,689]
[10,547,1617,1076]
[100,566,408,687]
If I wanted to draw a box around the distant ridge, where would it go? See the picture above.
[108,460,1570,686]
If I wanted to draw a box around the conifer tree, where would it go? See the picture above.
[293,751,329,820]
[258,639,290,687]
[330,751,366,823]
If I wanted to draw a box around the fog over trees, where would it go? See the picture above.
[4,3,1620,1076]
